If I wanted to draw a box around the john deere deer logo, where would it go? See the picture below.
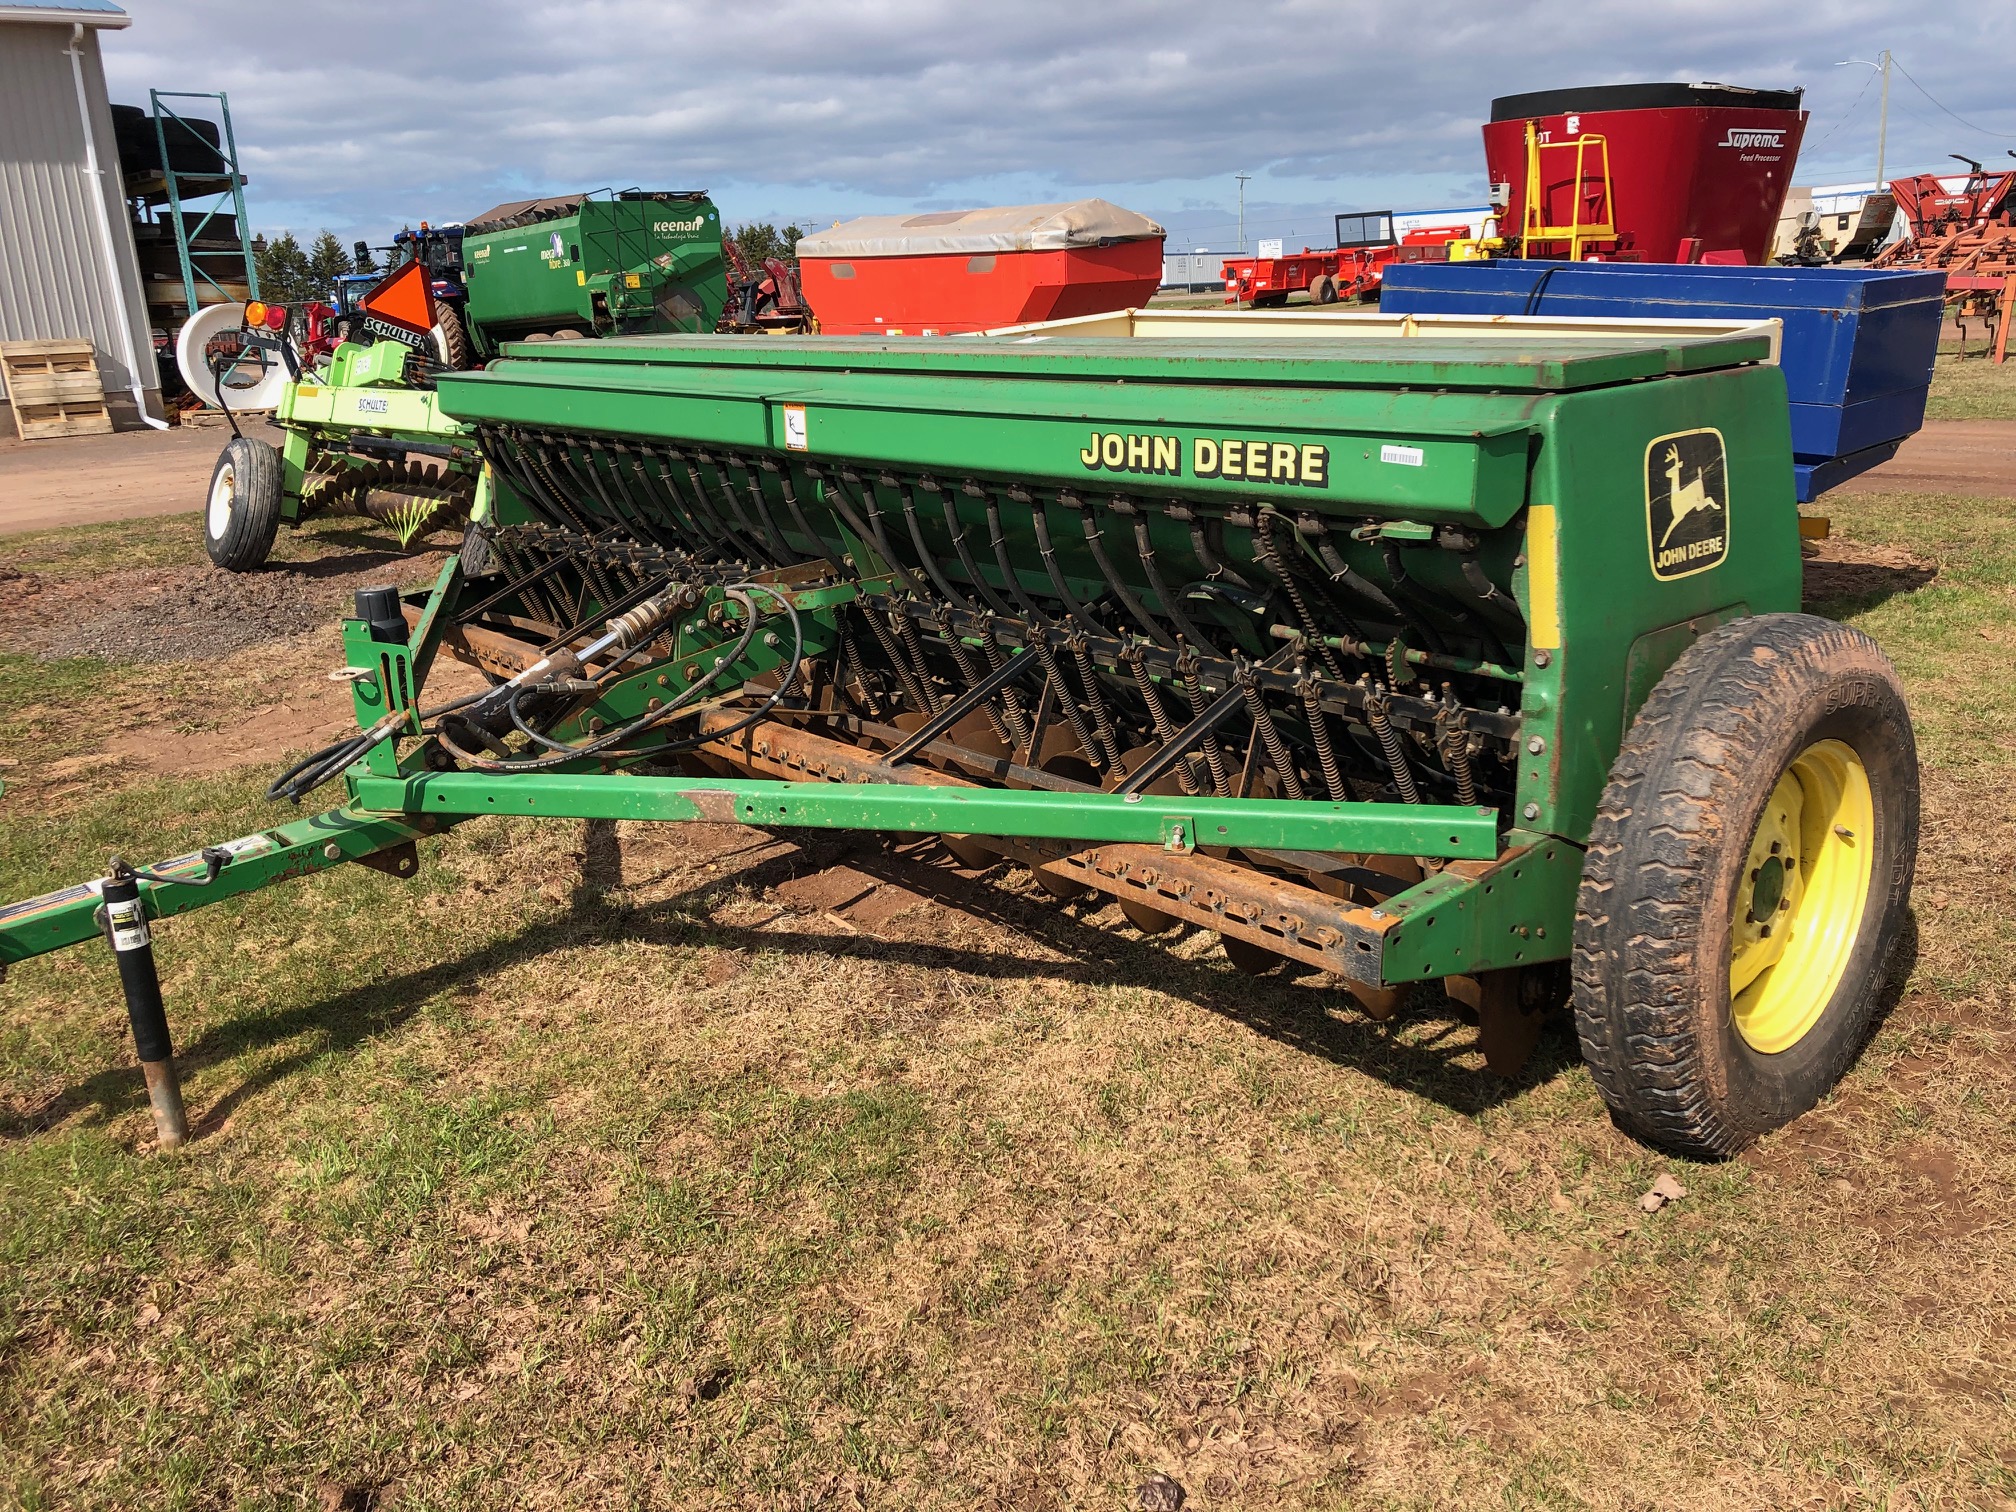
[1645,429,1729,580]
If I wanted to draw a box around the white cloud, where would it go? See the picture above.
[101,0,2016,249]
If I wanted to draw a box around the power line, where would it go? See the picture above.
[1889,57,2016,140]
[1808,70,1877,152]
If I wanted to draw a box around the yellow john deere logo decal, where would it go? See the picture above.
[1078,431,1329,487]
[1645,428,1729,579]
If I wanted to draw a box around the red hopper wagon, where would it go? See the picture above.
[794,200,1164,335]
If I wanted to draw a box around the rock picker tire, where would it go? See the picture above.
[1572,613,1917,1159]
[203,434,283,572]
[1309,273,1339,305]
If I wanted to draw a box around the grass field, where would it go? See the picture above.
[1928,349,2016,421]
[2,489,2014,1511]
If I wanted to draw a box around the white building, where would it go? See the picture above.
[0,0,162,428]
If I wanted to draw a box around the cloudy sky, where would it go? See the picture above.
[101,0,2015,253]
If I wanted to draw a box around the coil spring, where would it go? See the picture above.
[1237,662,1305,802]
[1360,678,1421,804]
[1435,691,1478,807]
[1297,673,1353,802]
[1180,650,1232,796]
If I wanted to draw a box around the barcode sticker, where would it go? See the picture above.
[1379,444,1424,467]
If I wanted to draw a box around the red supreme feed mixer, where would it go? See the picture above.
[794,200,1165,335]
[1484,82,1808,264]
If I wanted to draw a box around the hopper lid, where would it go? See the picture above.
[797,199,1165,259]
[1490,81,1804,120]
[463,190,710,235]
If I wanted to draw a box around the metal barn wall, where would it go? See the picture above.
[0,20,157,414]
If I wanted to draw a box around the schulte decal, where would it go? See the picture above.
[1645,428,1729,580]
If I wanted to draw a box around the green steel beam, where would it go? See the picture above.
[0,808,444,967]
[1374,831,1583,981]
[350,770,1500,858]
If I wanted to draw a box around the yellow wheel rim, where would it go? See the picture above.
[1728,739,1876,1054]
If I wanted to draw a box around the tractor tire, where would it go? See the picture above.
[203,434,283,572]
[431,306,473,369]
[1572,614,1918,1159]
[1309,274,1339,305]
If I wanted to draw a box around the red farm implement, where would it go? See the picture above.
[1874,157,2016,362]
[1219,212,1472,307]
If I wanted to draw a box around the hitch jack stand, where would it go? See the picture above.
[101,867,189,1151]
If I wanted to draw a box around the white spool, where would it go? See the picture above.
[175,303,290,410]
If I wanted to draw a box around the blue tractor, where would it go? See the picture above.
[331,221,471,364]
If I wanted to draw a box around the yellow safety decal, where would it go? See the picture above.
[576,270,587,286]
[1798,515,1831,540]
[1527,504,1561,650]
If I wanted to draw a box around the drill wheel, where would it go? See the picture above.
[1571,614,1918,1159]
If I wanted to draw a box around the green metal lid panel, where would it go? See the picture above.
[438,351,1546,524]
[479,329,1772,392]
[435,328,1764,528]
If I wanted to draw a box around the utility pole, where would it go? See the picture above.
[1236,173,1251,255]
[1836,51,1895,195]
[1875,48,1891,189]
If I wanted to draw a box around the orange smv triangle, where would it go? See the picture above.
[359,258,437,337]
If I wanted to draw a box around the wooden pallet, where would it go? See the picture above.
[0,339,113,440]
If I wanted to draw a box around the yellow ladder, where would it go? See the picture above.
[1520,121,1617,260]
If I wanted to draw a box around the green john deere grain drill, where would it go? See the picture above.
[6,311,1916,1160]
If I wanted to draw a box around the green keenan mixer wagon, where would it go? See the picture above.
[4,316,1917,1161]
[457,190,727,353]
[196,191,728,571]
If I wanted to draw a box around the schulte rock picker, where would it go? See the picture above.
[2,314,1917,1160]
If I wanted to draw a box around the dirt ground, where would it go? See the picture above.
[1834,419,2016,500]
[0,418,283,537]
